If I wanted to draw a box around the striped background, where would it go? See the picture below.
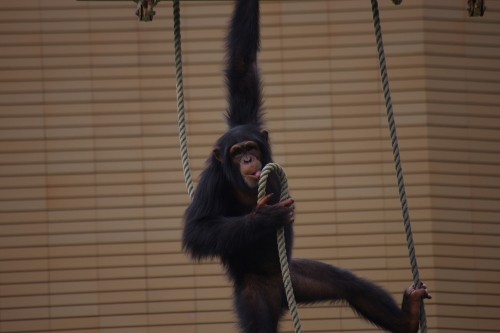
[1,1,499,332]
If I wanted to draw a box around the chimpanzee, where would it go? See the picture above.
[182,0,431,332]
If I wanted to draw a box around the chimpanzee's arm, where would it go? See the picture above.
[225,0,262,128]
[183,203,291,260]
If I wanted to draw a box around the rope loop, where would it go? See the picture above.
[258,163,289,202]
[258,163,303,333]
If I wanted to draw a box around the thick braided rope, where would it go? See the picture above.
[370,1,427,332]
[258,163,303,333]
[173,4,293,331]
[173,0,194,199]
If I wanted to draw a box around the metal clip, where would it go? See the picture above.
[467,0,486,17]
[135,0,158,21]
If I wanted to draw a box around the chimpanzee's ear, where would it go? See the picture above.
[260,129,269,143]
[213,147,223,163]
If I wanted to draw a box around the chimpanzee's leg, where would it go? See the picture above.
[289,258,428,333]
[234,274,286,333]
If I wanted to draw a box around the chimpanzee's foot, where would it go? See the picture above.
[402,283,432,333]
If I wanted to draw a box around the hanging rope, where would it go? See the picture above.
[172,5,301,331]
[172,0,194,199]
[258,163,303,333]
[370,1,427,332]
[173,1,423,332]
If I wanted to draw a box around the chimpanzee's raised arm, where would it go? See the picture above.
[225,0,263,129]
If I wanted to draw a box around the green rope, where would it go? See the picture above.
[173,0,194,200]
[258,163,303,333]
[370,1,427,332]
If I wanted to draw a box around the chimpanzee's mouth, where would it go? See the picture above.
[246,170,261,181]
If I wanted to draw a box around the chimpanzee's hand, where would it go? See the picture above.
[254,194,295,226]
[277,197,295,224]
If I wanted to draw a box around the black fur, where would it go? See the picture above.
[182,1,423,332]
[225,0,263,128]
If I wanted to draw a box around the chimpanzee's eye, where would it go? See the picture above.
[230,146,243,159]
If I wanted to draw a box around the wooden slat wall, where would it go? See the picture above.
[0,1,499,333]
[421,1,500,332]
